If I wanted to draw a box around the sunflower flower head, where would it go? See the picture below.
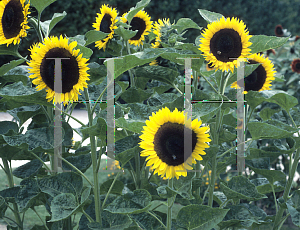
[92,4,118,51]
[121,10,152,46]
[291,59,300,73]
[230,53,276,94]
[139,107,211,180]
[151,18,173,48]
[199,17,252,72]
[27,35,90,105]
[0,0,30,46]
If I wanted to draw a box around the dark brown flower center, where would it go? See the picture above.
[237,60,267,92]
[129,17,146,40]
[153,122,198,166]
[296,62,300,70]
[100,14,112,33]
[2,0,24,39]
[210,28,242,63]
[40,48,79,93]
[275,25,283,36]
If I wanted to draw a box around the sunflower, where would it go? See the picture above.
[230,53,276,94]
[139,107,211,180]
[27,35,90,105]
[92,4,118,51]
[121,10,152,46]
[275,24,284,37]
[151,18,171,48]
[291,59,300,73]
[206,62,214,71]
[0,0,30,46]
[199,17,252,72]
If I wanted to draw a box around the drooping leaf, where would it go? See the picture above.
[85,30,110,46]
[49,193,77,222]
[30,0,57,14]
[249,35,289,54]
[172,18,202,33]
[198,9,223,23]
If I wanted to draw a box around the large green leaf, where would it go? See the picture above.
[115,117,145,134]
[100,179,124,195]
[85,30,110,46]
[0,44,20,57]
[156,185,179,199]
[172,18,202,33]
[80,117,107,142]
[37,172,83,198]
[173,171,195,200]
[129,212,165,230]
[114,26,138,41]
[17,178,42,212]
[120,87,153,103]
[0,196,7,218]
[176,204,229,230]
[40,12,67,37]
[104,189,152,214]
[62,153,92,173]
[135,65,179,85]
[251,178,285,194]
[49,193,77,222]
[198,9,223,23]
[249,35,289,54]
[287,203,300,227]
[245,90,298,111]
[30,0,56,14]
[0,81,53,107]
[220,176,267,201]
[12,159,44,179]
[125,0,151,24]
[248,122,296,139]
[0,59,25,76]
[8,105,42,127]
[249,167,286,184]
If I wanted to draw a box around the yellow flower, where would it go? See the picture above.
[139,107,211,180]
[230,53,276,94]
[0,0,30,46]
[27,35,90,105]
[92,4,118,51]
[199,17,252,72]
[121,10,152,46]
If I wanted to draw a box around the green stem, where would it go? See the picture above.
[196,161,201,197]
[126,41,135,87]
[245,106,254,134]
[208,154,217,207]
[60,157,94,187]
[33,207,50,230]
[192,70,198,95]
[217,139,253,159]
[84,88,102,225]
[271,185,278,213]
[135,151,141,189]
[273,148,300,229]
[29,152,51,173]
[41,106,52,123]
[57,108,86,127]
[199,71,219,95]
[67,103,76,123]
[3,216,22,228]
[167,178,174,230]
[172,83,183,95]
[102,172,120,209]
[3,160,23,230]
[82,209,94,223]
[147,211,167,229]
[91,85,109,115]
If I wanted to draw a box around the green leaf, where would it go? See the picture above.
[62,153,92,173]
[192,101,222,123]
[0,44,20,57]
[135,65,179,85]
[104,189,152,214]
[249,168,286,185]
[0,59,25,76]
[17,178,42,212]
[0,81,53,107]
[292,190,300,211]
[172,18,202,33]
[12,159,44,179]
[0,187,20,203]
[249,35,289,54]
[87,62,107,84]
[125,0,151,24]
[8,105,42,127]
[0,121,18,136]
[100,179,124,195]
[156,185,179,199]
[115,145,141,170]
[220,176,267,201]
[248,122,296,139]
[0,196,7,218]
[80,117,107,142]
[129,212,165,230]
[213,191,227,205]
[49,193,77,222]
[41,11,67,37]
[251,178,285,194]
[120,87,153,103]
[245,90,298,111]
[173,172,195,200]
[287,203,300,227]
[176,204,229,230]
[0,75,28,89]
[149,200,183,221]
[37,172,83,198]
[115,117,145,134]
[30,0,57,14]
[259,107,281,121]
[198,9,223,23]
[75,45,93,59]
[114,26,138,41]
[85,30,110,46]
